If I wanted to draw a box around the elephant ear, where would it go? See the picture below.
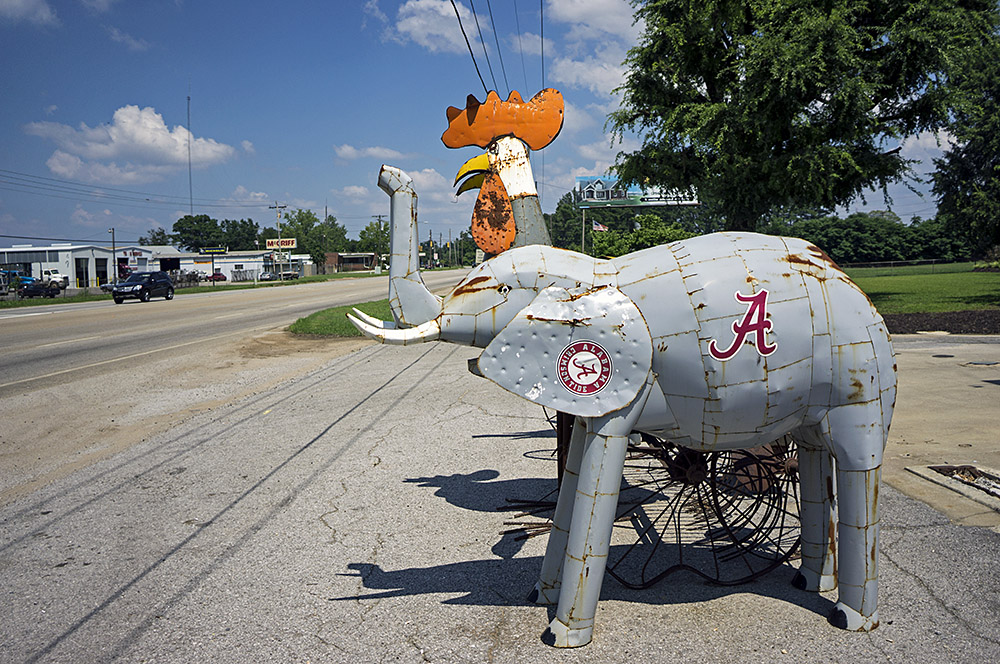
[478,286,652,417]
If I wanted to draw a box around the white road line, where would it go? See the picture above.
[37,335,106,348]
[0,325,275,391]
[0,310,55,320]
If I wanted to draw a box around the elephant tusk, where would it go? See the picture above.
[347,314,441,345]
[351,308,397,330]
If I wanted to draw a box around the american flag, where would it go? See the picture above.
[592,221,608,231]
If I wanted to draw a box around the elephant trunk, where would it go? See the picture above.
[378,165,442,327]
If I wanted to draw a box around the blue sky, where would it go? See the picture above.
[1,0,946,247]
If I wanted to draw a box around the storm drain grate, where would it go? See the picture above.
[929,465,1000,500]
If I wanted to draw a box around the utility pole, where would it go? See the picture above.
[108,227,116,285]
[372,214,387,267]
[187,90,193,216]
[270,201,287,278]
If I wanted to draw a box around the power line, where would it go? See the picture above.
[469,0,498,92]
[540,0,545,89]
[0,232,143,244]
[0,169,273,210]
[450,0,488,95]
[513,0,529,93]
[485,0,509,96]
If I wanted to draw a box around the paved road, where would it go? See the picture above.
[1,339,997,663]
[0,271,464,398]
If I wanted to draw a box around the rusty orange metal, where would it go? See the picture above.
[471,171,516,255]
[441,89,565,151]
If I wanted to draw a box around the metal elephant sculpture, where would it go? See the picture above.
[349,167,896,648]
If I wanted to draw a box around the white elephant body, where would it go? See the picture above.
[351,202,895,647]
[467,233,894,466]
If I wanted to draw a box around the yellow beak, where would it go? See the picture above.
[454,152,491,196]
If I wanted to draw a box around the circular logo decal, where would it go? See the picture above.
[557,340,613,396]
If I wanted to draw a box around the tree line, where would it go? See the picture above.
[603,0,1000,258]
[543,194,975,265]
[140,210,480,269]
[139,211,388,267]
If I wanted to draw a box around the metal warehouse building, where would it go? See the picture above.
[1,243,311,287]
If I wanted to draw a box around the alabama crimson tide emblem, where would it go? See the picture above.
[557,340,613,396]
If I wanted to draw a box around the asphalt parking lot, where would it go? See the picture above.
[1,336,998,663]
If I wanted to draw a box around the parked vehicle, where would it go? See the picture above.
[110,271,174,304]
[205,272,227,282]
[42,269,69,289]
[1,269,35,285]
[17,281,61,298]
[279,271,300,279]
[258,272,276,281]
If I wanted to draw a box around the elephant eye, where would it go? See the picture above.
[497,284,511,297]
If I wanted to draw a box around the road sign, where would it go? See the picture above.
[266,238,297,249]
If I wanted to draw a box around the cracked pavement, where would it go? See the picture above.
[1,339,998,663]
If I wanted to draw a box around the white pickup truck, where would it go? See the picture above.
[42,270,69,289]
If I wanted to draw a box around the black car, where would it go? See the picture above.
[17,281,61,298]
[111,271,174,304]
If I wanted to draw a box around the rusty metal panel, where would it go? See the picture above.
[441,89,565,150]
[479,286,654,418]
[471,171,516,255]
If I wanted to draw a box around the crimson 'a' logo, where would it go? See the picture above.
[708,289,777,360]
[557,340,613,396]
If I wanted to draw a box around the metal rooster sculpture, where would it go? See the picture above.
[444,89,563,254]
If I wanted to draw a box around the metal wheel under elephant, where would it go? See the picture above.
[504,424,802,587]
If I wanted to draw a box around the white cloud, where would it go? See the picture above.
[392,0,481,54]
[70,204,112,228]
[25,105,237,184]
[572,132,639,177]
[334,143,411,161]
[362,0,388,27]
[44,104,57,116]
[900,131,955,163]
[560,98,597,135]
[241,140,255,154]
[547,0,643,43]
[106,26,151,51]
[0,0,58,25]
[339,185,370,199]
[228,185,269,203]
[81,0,119,12]
[550,46,628,97]
[45,150,176,184]
[506,31,554,59]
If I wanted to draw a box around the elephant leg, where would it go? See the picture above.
[826,405,885,632]
[530,416,586,606]
[543,382,652,648]
[793,440,837,592]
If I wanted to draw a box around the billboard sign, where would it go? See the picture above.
[266,238,297,249]
[574,176,698,208]
[199,246,227,255]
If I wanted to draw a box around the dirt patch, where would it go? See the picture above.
[236,331,369,359]
[884,310,1000,335]
[0,331,373,507]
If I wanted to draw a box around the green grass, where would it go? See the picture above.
[288,299,392,336]
[0,290,113,308]
[847,270,1000,314]
[288,269,1000,337]
[843,261,976,278]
